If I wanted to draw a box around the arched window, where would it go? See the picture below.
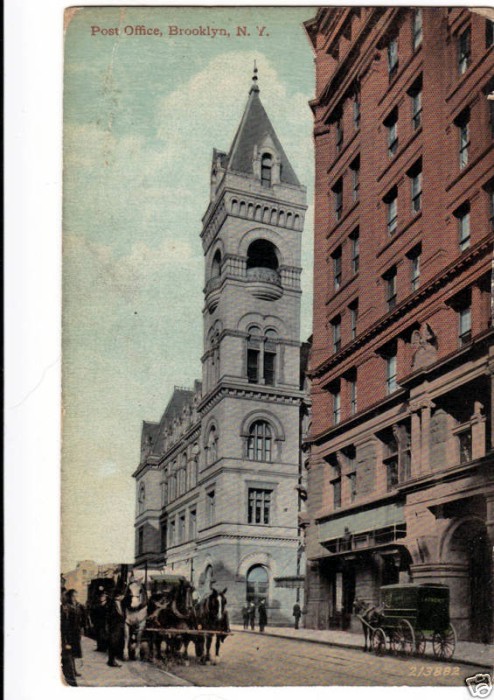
[206,426,218,465]
[247,420,272,462]
[246,239,279,271]
[261,153,272,187]
[246,565,269,605]
[211,250,222,278]
[246,327,277,385]
[204,564,214,591]
[138,483,146,513]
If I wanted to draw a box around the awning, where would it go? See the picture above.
[318,502,404,543]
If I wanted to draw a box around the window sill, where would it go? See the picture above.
[376,210,422,260]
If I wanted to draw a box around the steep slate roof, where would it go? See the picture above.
[160,387,195,425]
[226,85,300,187]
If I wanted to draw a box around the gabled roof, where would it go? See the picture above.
[226,85,300,187]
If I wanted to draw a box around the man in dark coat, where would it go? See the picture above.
[92,589,110,652]
[241,604,249,630]
[106,593,125,668]
[248,601,256,631]
[258,599,267,633]
[293,602,302,629]
[61,590,77,686]
[64,590,86,665]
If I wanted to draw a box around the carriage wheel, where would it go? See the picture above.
[414,630,426,657]
[432,624,456,660]
[391,620,415,656]
[372,628,387,656]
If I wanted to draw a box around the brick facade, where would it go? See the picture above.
[304,7,494,642]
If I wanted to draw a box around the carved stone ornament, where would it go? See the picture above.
[411,322,438,370]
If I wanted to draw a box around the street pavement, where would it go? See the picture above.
[73,629,488,687]
[76,635,192,687]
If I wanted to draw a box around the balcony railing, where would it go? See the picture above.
[246,267,281,285]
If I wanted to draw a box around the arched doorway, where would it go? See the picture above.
[203,564,213,593]
[246,565,269,605]
[449,519,493,643]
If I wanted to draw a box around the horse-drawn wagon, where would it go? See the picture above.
[357,584,457,660]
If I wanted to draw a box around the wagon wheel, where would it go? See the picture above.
[372,628,387,656]
[414,630,426,657]
[391,619,415,656]
[432,624,456,660]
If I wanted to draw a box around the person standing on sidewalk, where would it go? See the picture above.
[241,604,250,630]
[65,589,86,675]
[258,599,267,633]
[293,602,302,629]
[248,601,256,630]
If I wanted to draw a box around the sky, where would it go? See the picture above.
[62,5,316,572]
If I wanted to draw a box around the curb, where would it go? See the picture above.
[233,628,489,670]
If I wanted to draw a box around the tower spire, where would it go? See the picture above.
[250,60,259,94]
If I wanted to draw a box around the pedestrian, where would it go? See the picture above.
[248,601,256,631]
[241,603,250,630]
[293,602,302,629]
[61,590,77,686]
[107,593,124,668]
[258,599,267,633]
[64,589,86,675]
[92,588,110,652]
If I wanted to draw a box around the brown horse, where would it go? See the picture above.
[354,598,384,652]
[195,588,229,665]
[146,580,197,664]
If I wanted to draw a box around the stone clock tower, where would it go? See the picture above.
[195,70,308,622]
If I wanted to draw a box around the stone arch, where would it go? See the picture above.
[286,212,293,228]
[237,550,277,579]
[247,202,254,219]
[208,240,225,277]
[239,409,286,442]
[294,214,301,229]
[231,198,239,215]
[236,312,287,337]
[202,417,219,446]
[239,200,246,217]
[439,516,488,562]
[238,227,291,266]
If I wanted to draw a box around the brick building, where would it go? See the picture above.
[303,7,494,642]
[133,73,310,624]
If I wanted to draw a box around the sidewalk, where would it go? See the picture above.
[231,624,493,670]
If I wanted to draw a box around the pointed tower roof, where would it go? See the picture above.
[226,70,301,187]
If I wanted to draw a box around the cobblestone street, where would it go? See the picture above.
[75,631,485,687]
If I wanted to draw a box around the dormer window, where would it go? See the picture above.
[261,153,272,187]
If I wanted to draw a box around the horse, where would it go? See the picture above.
[354,598,384,652]
[122,579,148,661]
[194,587,229,665]
[146,579,197,665]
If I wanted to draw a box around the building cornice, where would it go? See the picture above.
[198,382,305,413]
[308,234,494,380]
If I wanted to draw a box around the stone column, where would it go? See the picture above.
[420,399,434,473]
[410,403,422,476]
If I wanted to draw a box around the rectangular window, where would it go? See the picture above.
[409,76,422,130]
[458,427,472,464]
[350,229,359,273]
[263,350,275,386]
[384,267,397,311]
[138,526,144,555]
[409,163,422,214]
[332,316,341,353]
[386,458,399,491]
[160,522,167,552]
[169,519,176,546]
[207,489,216,525]
[336,119,344,153]
[458,305,472,347]
[385,189,398,235]
[348,472,357,502]
[388,38,399,79]
[333,470,342,509]
[487,19,494,48]
[385,110,398,157]
[386,354,397,394]
[350,157,360,202]
[456,205,471,251]
[350,375,357,415]
[247,348,259,383]
[333,388,341,425]
[189,509,197,540]
[333,179,343,221]
[248,488,272,525]
[457,110,470,170]
[409,247,421,291]
[178,512,186,543]
[332,247,342,290]
[353,93,361,130]
[413,9,423,50]
[458,27,471,75]
[350,300,359,340]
